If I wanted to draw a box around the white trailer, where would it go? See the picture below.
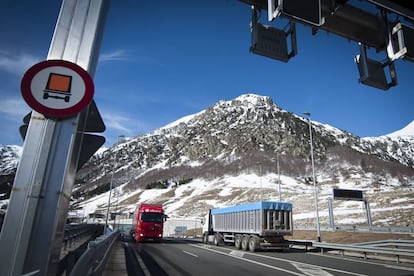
[203,201,293,252]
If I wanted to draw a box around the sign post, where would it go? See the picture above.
[329,188,373,229]
[0,1,109,275]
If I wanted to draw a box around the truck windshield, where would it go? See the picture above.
[141,212,164,222]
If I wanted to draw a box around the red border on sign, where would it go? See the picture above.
[21,60,94,118]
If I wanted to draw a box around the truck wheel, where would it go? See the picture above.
[241,235,249,251]
[213,234,220,246]
[248,236,258,252]
[234,235,242,249]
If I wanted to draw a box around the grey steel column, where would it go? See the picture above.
[0,1,109,275]
[364,200,373,228]
[328,198,335,230]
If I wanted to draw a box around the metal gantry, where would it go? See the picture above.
[243,0,414,90]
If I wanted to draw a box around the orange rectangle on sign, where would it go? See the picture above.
[46,73,72,93]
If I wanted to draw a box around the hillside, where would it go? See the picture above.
[71,94,414,227]
[1,94,413,227]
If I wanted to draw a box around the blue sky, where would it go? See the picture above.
[1,1,413,147]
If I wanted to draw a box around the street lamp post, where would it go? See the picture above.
[258,144,264,202]
[304,112,321,242]
[277,152,282,201]
[257,161,263,202]
[104,134,124,235]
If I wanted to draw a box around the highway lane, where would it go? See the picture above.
[124,237,414,276]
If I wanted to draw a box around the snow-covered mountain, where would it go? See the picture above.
[385,120,414,138]
[0,145,22,175]
[1,94,414,227]
[0,145,22,202]
[358,121,414,168]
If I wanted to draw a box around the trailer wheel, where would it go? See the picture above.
[241,235,249,251]
[248,236,258,252]
[213,234,220,246]
[234,235,242,249]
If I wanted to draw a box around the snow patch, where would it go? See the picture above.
[386,120,414,138]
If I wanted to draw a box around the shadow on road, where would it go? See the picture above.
[123,236,196,276]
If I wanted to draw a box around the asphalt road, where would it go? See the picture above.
[123,237,414,276]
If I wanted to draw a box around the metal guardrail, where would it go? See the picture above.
[62,224,103,252]
[294,225,414,233]
[69,230,120,276]
[352,240,414,248]
[58,224,104,275]
[313,240,414,263]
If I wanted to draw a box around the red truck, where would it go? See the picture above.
[131,203,166,242]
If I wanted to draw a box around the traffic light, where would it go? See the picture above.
[20,100,105,170]
[280,0,323,26]
[250,6,297,62]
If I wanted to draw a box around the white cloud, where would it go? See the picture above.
[102,112,132,133]
[0,98,30,118]
[0,50,40,75]
[99,49,159,65]
[100,109,156,145]
[99,49,128,62]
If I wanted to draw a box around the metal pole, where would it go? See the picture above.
[0,1,110,275]
[259,144,264,202]
[104,135,123,234]
[104,149,116,235]
[277,152,282,201]
[328,198,335,230]
[304,112,321,242]
[256,162,263,202]
[115,187,119,230]
[364,199,373,228]
[115,135,124,231]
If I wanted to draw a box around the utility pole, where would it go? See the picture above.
[0,1,109,275]
[304,112,321,242]
[105,134,124,234]
[276,152,282,201]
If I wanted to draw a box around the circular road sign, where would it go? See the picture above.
[21,60,94,118]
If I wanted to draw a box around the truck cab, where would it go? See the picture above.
[132,204,166,242]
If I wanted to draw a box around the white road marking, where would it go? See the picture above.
[127,242,151,276]
[229,250,245,258]
[183,250,199,258]
[292,262,334,276]
[193,244,367,276]
[309,251,414,273]
[193,244,303,275]
[384,264,414,272]
[257,253,367,276]
[22,270,40,276]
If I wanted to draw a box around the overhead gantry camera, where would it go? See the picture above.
[241,0,414,90]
